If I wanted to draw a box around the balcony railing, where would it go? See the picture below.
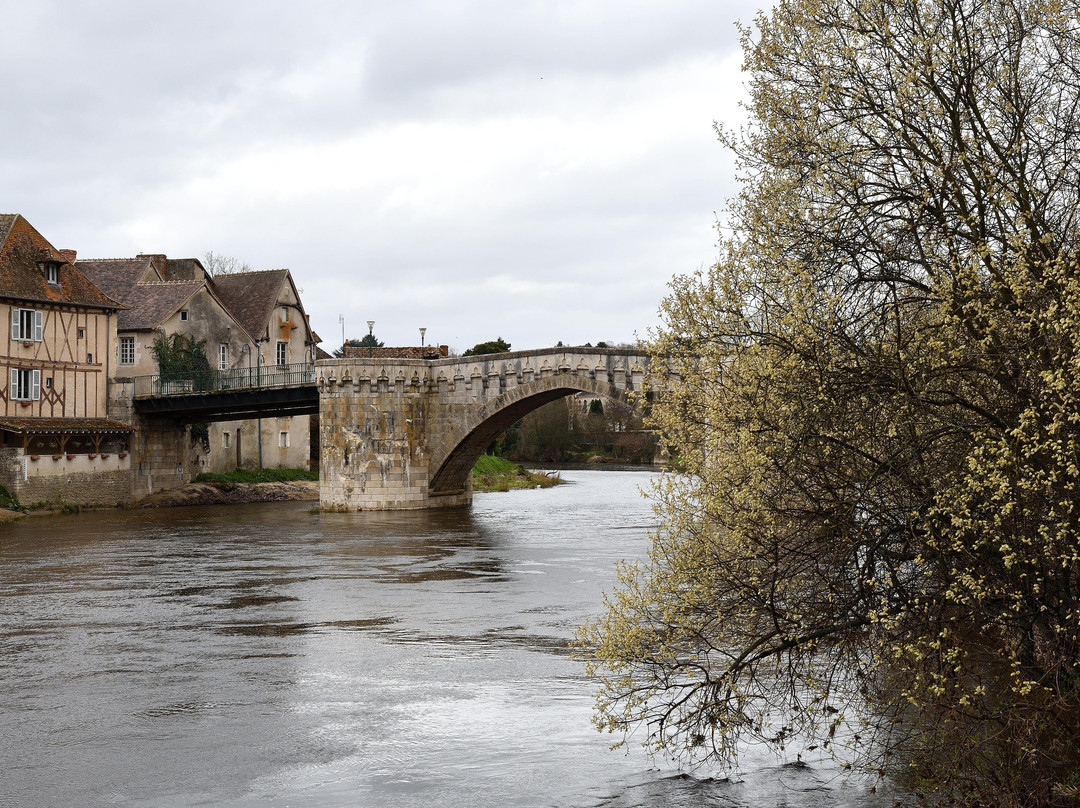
[132,362,316,399]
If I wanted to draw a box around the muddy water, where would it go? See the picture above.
[0,470,896,807]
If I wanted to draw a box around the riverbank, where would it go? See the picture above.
[138,479,319,508]
[0,459,562,516]
[472,455,563,492]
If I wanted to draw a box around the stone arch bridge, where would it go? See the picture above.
[317,347,653,510]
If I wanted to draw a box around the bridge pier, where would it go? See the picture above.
[316,348,651,511]
[317,374,470,510]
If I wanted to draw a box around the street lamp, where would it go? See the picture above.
[419,327,427,359]
[367,320,375,358]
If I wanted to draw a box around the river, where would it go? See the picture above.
[0,469,898,807]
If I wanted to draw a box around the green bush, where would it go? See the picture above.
[195,468,318,484]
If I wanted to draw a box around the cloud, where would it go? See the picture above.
[1,0,760,349]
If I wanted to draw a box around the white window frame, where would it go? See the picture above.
[9,368,41,401]
[222,432,231,449]
[219,344,228,371]
[119,336,135,365]
[11,308,43,342]
[276,341,287,366]
[279,431,290,448]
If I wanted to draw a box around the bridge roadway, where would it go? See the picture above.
[131,362,319,421]
[134,348,653,510]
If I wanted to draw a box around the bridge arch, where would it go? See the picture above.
[427,374,634,496]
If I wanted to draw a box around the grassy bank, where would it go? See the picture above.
[472,455,562,492]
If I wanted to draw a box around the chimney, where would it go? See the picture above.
[137,253,167,277]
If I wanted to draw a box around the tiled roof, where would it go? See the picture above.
[0,215,17,247]
[0,215,120,309]
[113,281,202,330]
[211,269,290,342]
[76,257,159,302]
[0,417,134,433]
[343,345,449,359]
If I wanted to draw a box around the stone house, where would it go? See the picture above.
[0,214,133,505]
[77,256,318,473]
[205,269,318,471]
[77,254,253,383]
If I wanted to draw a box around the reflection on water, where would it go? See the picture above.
[0,470,898,807]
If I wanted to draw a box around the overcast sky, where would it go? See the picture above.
[1,0,761,353]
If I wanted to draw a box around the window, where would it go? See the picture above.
[219,344,228,370]
[44,377,52,389]
[279,431,290,448]
[179,310,188,321]
[222,432,231,449]
[9,369,40,401]
[276,341,287,366]
[87,353,93,364]
[38,262,59,284]
[119,336,135,365]
[11,308,43,342]
[77,327,85,340]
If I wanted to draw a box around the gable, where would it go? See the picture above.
[0,215,119,309]
[211,269,293,341]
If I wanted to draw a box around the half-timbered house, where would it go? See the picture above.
[0,214,133,504]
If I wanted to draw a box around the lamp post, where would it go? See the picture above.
[419,327,427,359]
[367,320,375,358]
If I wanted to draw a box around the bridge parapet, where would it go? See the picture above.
[316,348,650,398]
[316,347,652,510]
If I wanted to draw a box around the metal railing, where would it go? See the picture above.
[132,362,316,398]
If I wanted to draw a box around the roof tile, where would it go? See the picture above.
[211,270,290,341]
[0,215,120,309]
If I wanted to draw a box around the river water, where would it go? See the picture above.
[0,470,898,807]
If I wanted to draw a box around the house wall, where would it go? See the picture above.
[0,301,113,418]
[202,294,315,473]
[160,288,253,373]
[113,288,254,380]
[204,414,311,473]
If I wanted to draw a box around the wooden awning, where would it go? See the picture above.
[0,417,134,434]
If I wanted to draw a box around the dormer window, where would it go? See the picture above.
[38,262,60,285]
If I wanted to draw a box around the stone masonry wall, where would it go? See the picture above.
[0,447,132,506]
[130,416,196,499]
[110,377,198,501]
[317,348,650,511]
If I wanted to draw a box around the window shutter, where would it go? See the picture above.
[33,310,43,342]
[31,370,40,401]
[11,309,20,341]
[9,368,17,397]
